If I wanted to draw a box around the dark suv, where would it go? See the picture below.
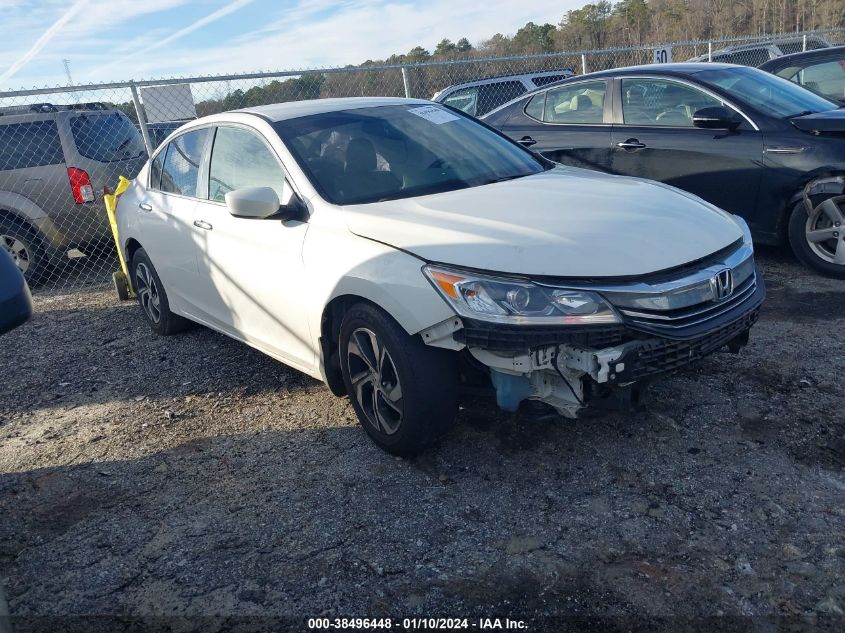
[0,103,147,283]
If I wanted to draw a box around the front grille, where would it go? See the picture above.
[456,321,627,352]
[619,272,758,332]
[631,308,759,380]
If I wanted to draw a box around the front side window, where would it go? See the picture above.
[159,128,210,197]
[273,104,548,205]
[697,66,838,118]
[208,127,287,203]
[621,78,726,127]
[70,113,146,162]
[783,58,845,102]
[0,120,64,171]
[539,81,606,124]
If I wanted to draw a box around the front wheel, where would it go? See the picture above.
[130,248,192,335]
[788,196,845,278]
[339,303,458,456]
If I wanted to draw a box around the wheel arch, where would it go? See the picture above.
[779,171,845,239]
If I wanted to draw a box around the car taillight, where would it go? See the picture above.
[67,167,95,203]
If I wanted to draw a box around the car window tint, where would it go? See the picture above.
[0,120,63,171]
[797,59,845,101]
[70,113,146,162]
[477,81,525,116]
[160,128,209,197]
[621,79,725,127]
[541,81,606,124]
[442,87,479,116]
[209,127,287,203]
[525,92,545,120]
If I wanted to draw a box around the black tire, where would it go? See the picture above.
[0,219,50,286]
[788,196,845,279]
[130,248,192,335]
[339,302,459,456]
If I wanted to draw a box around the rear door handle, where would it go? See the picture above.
[138,203,152,212]
[616,139,646,150]
[193,220,213,231]
[518,136,537,147]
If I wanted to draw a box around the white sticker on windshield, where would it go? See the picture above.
[408,105,460,124]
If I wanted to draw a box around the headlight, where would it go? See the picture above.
[423,266,620,325]
[733,215,753,250]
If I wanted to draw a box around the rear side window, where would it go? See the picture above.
[70,113,146,162]
[477,81,526,116]
[0,120,64,171]
[540,81,607,124]
[159,128,210,197]
[442,87,479,115]
[532,74,572,87]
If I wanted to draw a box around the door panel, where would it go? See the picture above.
[190,126,314,370]
[610,77,764,219]
[498,81,613,172]
[135,129,210,314]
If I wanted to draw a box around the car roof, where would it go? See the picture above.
[236,97,432,122]
[759,44,845,71]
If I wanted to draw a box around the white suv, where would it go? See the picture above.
[116,97,764,455]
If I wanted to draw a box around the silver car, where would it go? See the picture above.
[433,69,576,117]
[0,103,147,283]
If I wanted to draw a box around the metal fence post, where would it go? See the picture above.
[401,66,411,98]
[803,34,807,51]
[708,41,712,62]
[581,53,587,75]
[130,80,153,155]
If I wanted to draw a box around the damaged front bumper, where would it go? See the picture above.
[423,261,765,418]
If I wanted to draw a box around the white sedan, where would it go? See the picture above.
[116,97,764,455]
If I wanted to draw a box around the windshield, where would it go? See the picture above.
[696,66,839,118]
[70,112,147,162]
[273,104,548,205]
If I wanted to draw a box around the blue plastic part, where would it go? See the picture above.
[489,369,533,412]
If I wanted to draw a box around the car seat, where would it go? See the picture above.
[340,138,401,202]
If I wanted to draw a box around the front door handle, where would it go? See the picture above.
[518,136,537,147]
[193,220,213,231]
[616,139,647,150]
[138,202,153,212]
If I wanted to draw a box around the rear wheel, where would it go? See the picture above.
[339,303,458,456]
[130,248,191,335]
[788,196,845,278]
[0,220,49,286]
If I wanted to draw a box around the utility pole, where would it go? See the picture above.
[62,58,73,86]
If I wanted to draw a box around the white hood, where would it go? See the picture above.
[343,167,743,278]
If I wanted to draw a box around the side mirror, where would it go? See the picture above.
[224,186,305,221]
[692,106,741,131]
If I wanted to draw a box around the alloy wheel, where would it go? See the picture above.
[1,234,31,273]
[346,327,404,435]
[135,262,162,324]
[806,196,845,266]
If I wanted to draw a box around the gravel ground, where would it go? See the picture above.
[0,246,843,632]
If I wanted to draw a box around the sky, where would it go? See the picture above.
[0,0,581,90]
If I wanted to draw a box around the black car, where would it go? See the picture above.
[482,63,845,277]
[760,45,845,104]
[0,246,33,335]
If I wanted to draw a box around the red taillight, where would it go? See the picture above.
[67,167,94,204]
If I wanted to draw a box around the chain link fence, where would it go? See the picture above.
[1,27,844,291]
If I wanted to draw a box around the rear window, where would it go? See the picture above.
[70,113,146,162]
[0,120,64,171]
[532,74,572,87]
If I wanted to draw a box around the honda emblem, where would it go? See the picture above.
[711,268,733,301]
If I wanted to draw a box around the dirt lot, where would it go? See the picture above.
[1,247,843,632]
